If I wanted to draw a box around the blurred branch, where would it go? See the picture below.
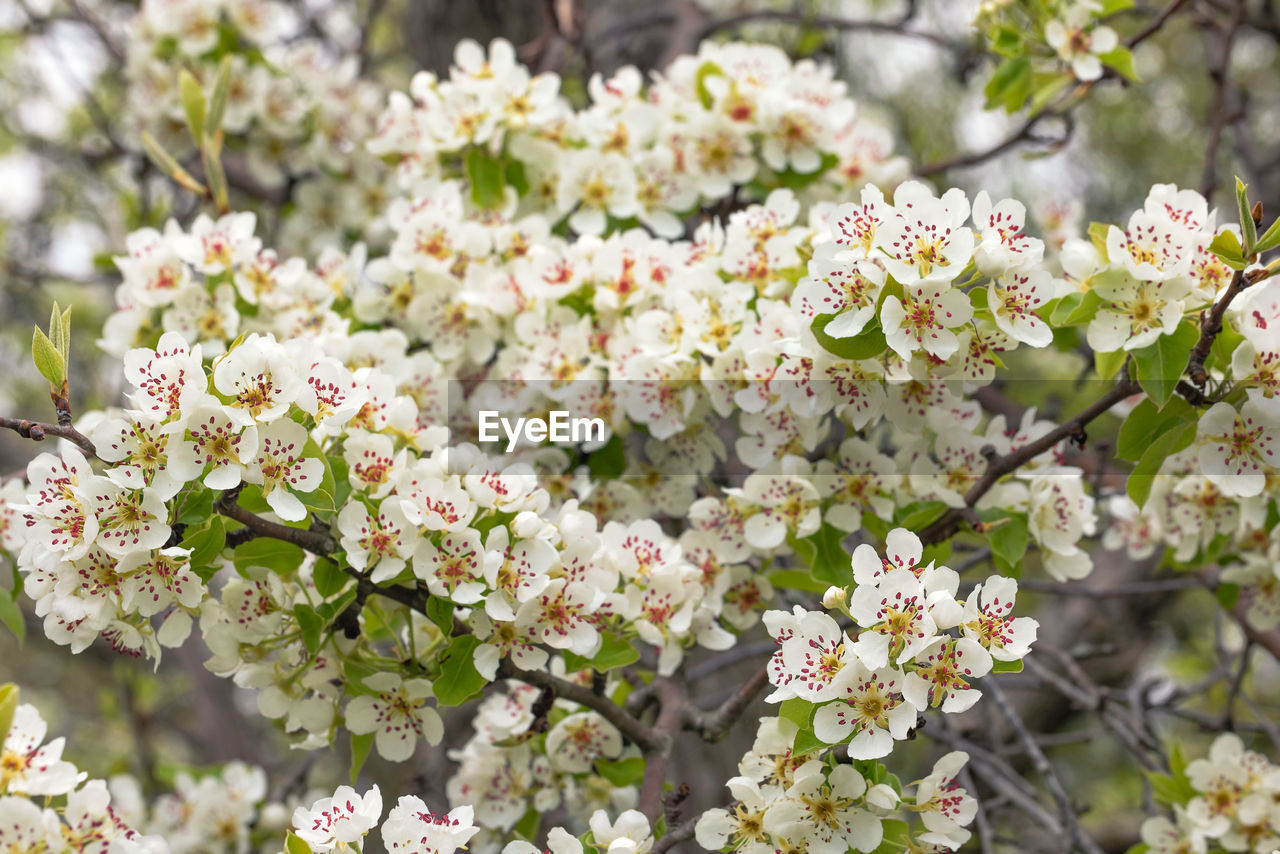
[0,417,97,458]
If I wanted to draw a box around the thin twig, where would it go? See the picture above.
[984,677,1106,854]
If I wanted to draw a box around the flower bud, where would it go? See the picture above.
[822,585,848,609]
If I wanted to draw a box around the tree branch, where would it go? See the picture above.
[0,417,97,458]
[918,378,1140,545]
[685,663,770,741]
[496,659,665,753]
[638,677,685,823]
[984,676,1106,854]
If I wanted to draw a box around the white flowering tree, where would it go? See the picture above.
[2,1,1280,853]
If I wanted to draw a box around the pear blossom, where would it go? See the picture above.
[960,576,1038,661]
[1,704,83,796]
[988,269,1054,347]
[1046,11,1119,81]
[1196,400,1280,497]
[812,663,917,758]
[881,283,974,361]
[914,752,977,850]
[763,763,882,854]
[381,798,479,854]
[877,183,974,285]
[292,785,383,852]
[338,498,416,583]
[242,419,323,522]
[345,674,443,762]
[1086,270,1190,352]
[901,636,993,713]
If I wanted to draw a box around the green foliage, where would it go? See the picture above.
[465,147,507,209]
[1127,420,1197,507]
[810,312,887,360]
[1117,397,1194,462]
[0,589,22,646]
[982,511,1029,575]
[564,632,640,672]
[234,537,306,577]
[985,57,1033,113]
[595,756,646,786]
[0,683,16,747]
[1130,321,1198,408]
[32,302,72,388]
[788,524,852,586]
[433,635,487,706]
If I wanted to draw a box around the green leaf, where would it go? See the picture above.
[234,537,306,577]
[1098,47,1138,81]
[1236,177,1257,255]
[1208,229,1247,269]
[811,314,886,360]
[1117,396,1193,462]
[313,558,349,598]
[177,488,215,524]
[513,807,541,842]
[1028,73,1072,116]
[300,439,336,513]
[766,569,830,594]
[285,831,311,854]
[426,596,455,634]
[206,56,232,138]
[0,590,23,647]
[465,147,506,210]
[1127,421,1197,506]
[1095,347,1126,380]
[1148,769,1195,806]
[587,434,626,478]
[869,819,912,854]
[1049,290,1102,327]
[983,512,1029,573]
[1256,215,1280,254]
[433,635,488,706]
[991,658,1024,673]
[202,144,229,213]
[1123,845,1151,854]
[1131,321,1198,408]
[897,501,948,531]
[1216,582,1241,610]
[793,726,826,755]
[984,57,1032,112]
[778,697,814,731]
[349,733,374,784]
[595,756,646,787]
[182,517,226,569]
[295,604,325,655]
[32,326,65,386]
[178,69,206,142]
[565,632,640,673]
[0,683,17,745]
[788,524,851,587]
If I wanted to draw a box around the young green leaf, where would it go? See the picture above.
[1236,177,1256,255]
[32,326,65,387]
[206,56,233,140]
[179,68,207,142]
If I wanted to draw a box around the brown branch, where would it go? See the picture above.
[918,378,1140,545]
[1186,266,1264,386]
[0,417,97,458]
[496,659,665,752]
[984,677,1106,854]
[697,9,955,48]
[685,663,770,741]
[637,677,685,823]
[213,490,336,555]
[1126,0,1195,48]
[652,810,702,854]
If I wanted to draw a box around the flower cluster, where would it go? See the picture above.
[122,0,392,255]
[1136,734,1280,854]
[370,39,907,237]
[289,781,652,854]
[695,714,979,853]
[1,696,162,853]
